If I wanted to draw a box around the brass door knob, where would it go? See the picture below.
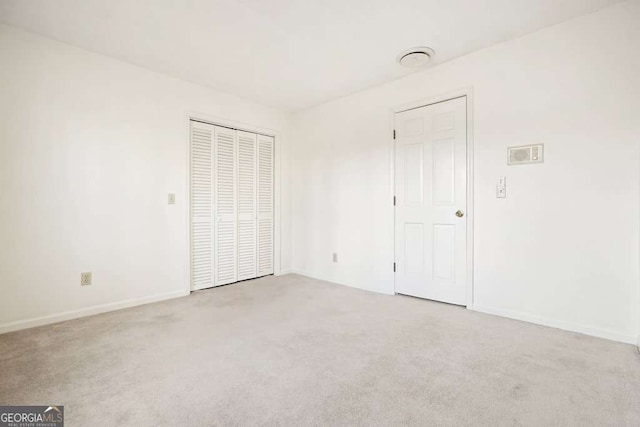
[455,210,464,218]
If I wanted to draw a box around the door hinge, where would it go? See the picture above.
[393,196,396,206]
[393,129,396,140]
[393,262,396,272]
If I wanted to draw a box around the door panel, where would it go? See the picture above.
[404,223,425,274]
[432,138,455,205]
[433,224,455,281]
[237,130,257,281]
[257,134,274,276]
[214,126,238,286]
[404,144,424,206]
[190,121,214,290]
[395,96,467,305]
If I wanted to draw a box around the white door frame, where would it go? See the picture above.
[389,87,475,309]
[184,111,283,292]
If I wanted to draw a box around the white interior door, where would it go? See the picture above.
[190,121,214,290]
[394,96,467,305]
[214,126,238,286]
[237,130,258,281]
[257,134,274,276]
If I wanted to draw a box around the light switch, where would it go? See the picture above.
[168,193,176,205]
[496,177,506,198]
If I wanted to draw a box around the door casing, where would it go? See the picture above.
[390,88,474,309]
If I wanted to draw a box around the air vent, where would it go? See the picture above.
[397,47,435,68]
[507,144,544,165]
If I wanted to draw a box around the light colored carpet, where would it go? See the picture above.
[1,274,639,426]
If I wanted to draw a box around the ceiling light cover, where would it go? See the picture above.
[397,47,435,68]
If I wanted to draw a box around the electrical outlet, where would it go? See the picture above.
[81,272,92,286]
[168,193,176,205]
[332,253,338,263]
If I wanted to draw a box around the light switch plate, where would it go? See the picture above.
[496,176,506,198]
[168,193,176,205]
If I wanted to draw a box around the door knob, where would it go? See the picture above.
[455,210,464,218]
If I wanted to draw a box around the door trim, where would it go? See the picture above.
[389,87,475,309]
[185,111,282,292]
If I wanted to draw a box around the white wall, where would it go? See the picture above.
[291,1,640,343]
[0,25,292,332]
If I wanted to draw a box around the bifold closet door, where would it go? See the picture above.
[190,121,214,290]
[190,121,273,290]
[236,131,258,281]
[213,126,238,286]
[257,134,274,276]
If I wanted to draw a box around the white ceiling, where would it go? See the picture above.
[0,0,623,111]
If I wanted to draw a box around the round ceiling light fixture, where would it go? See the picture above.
[397,47,435,68]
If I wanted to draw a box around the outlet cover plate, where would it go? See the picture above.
[81,272,92,286]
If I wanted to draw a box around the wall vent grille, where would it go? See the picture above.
[507,144,544,165]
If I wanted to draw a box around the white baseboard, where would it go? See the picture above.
[275,269,293,276]
[290,268,312,277]
[291,269,395,296]
[473,304,637,345]
[0,289,190,335]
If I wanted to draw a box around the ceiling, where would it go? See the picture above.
[0,0,623,111]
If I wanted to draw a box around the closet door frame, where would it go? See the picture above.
[185,113,282,292]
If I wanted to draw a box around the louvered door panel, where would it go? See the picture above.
[190,121,214,290]
[257,134,274,276]
[214,126,238,285]
[237,131,257,280]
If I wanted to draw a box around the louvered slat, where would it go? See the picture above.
[216,220,236,283]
